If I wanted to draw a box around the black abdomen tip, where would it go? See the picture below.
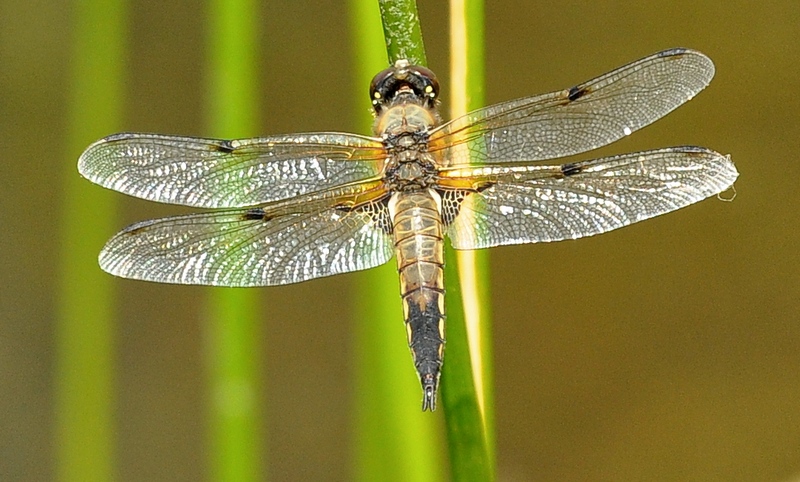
[421,375,438,411]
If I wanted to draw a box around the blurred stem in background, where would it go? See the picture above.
[57,0,126,480]
[205,0,265,480]
[349,1,444,481]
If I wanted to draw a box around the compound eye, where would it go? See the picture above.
[369,67,396,108]
[410,65,439,101]
[368,61,440,111]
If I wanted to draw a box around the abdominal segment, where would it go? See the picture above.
[390,190,446,411]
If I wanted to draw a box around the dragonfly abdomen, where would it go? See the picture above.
[389,190,446,411]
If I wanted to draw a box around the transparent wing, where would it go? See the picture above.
[431,48,715,166]
[99,195,393,287]
[78,132,386,208]
[444,147,738,249]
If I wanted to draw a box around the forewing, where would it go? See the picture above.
[432,49,715,165]
[78,132,386,208]
[99,197,394,286]
[444,147,738,249]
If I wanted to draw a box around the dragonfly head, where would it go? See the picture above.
[370,59,439,114]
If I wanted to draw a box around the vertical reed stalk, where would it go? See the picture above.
[205,0,264,479]
[350,1,444,480]
[442,0,495,478]
[57,0,126,480]
[376,0,495,480]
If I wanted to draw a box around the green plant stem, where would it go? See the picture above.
[57,1,126,480]
[439,247,491,481]
[446,0,496,477]
[375,0,493,480]
[205,0,264,480]
[378,0,427,65]
[350,1,443,481]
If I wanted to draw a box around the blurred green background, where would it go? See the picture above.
[2,0,799,480]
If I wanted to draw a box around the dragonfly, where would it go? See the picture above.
[78,48,738,411]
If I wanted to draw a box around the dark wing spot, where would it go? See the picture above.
[659,47,688,58]
[120,218,159,236]
[242,208,269,221]
[213,140,236,153]
[681,145,710,156]
[560,162,583,177]
[475,182,494,193]
[568,85,589,102]
[334,203,354,213]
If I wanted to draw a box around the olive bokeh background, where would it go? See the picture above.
[3,1,799,480]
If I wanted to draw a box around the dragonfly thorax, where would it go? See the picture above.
[374,101,439,138]
[384,157,437,191]
[382,125,437,191]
